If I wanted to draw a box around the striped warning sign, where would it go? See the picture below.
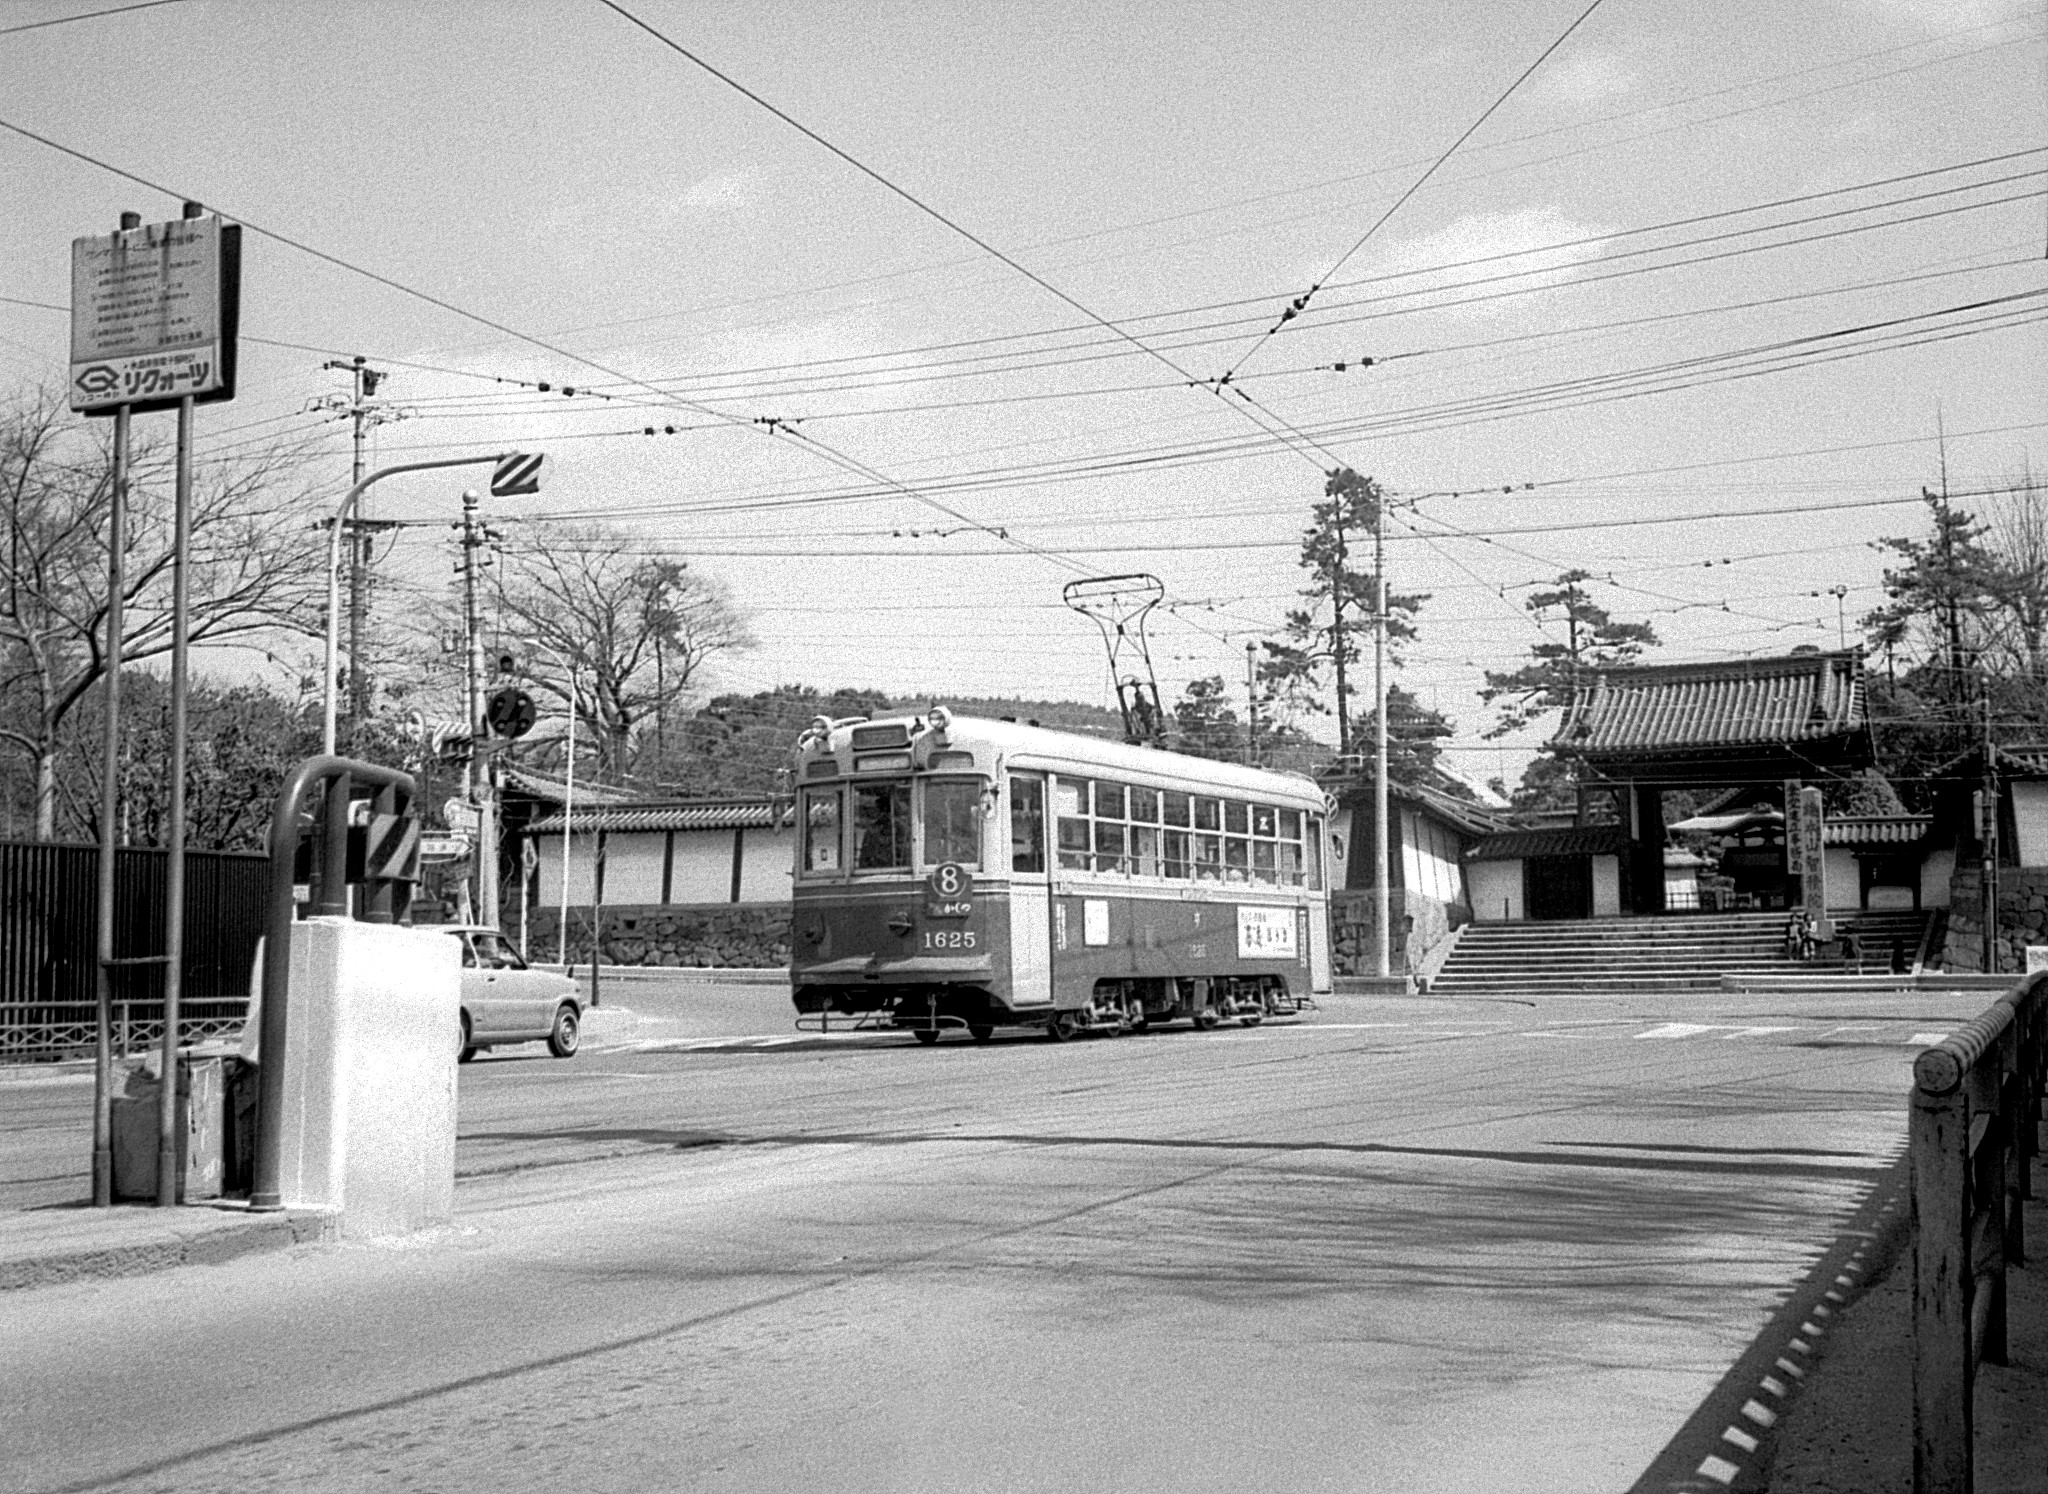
[366,812,421,883]
[491,451,543,496]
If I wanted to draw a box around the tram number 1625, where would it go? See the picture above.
[922,929,979,950]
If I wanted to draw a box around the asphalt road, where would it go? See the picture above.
[0,980,1994,1493]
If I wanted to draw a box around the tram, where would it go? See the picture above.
[788,708,1334,1042]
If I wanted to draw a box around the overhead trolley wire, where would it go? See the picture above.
[0,113,1111,580]
[0,0,186,38]
[1224,0,1609,381]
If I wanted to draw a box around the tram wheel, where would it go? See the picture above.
[913,1028,941,1045]
[1192,1009,1220,1031]
[1239,1014,1263,1027]
[968,1024,994,1042]
[1046,1012,1079,1042]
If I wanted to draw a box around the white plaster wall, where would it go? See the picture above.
[533,833,598,904]
[601,833,666,904]
[1592,856,1621,917]
[739,826,795,901]
[1824,846,1861,911]
[669,834,732,902]
[2012,782,2048,868]
[1921,846,1954,909]
[278,918,458,1238]
[1469,860,1523,921]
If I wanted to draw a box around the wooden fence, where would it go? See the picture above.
[1910,968,2046,1493]
[0,838,268,1062]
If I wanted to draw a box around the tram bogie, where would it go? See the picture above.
[788,709,1334,1046]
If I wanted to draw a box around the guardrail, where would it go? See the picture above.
[1910,968,2046,1494]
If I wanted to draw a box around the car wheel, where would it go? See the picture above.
[459,1013,477,1064]
[913,1028,941,1045]
[968,1024,994,1042]
[547,1004,581,1058]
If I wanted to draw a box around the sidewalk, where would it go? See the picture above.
[1764,1187,2047,1493]
[0,1197,335,1291]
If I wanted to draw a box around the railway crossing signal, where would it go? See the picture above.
[486,687,537,739]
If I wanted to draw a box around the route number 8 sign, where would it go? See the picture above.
[929,863,968,898]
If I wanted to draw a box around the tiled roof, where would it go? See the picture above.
[1997,743,2048,775]
[501,766,638,806]
[1465,824,1629,861]
[1824,815,1931,846]
[1553,650,1865,757]
[525,799,791,835]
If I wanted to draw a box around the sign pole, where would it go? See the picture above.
[157,389,196,1206]
[88,207,147,1209]
[560,679,576,970]
[90,395,133,1208]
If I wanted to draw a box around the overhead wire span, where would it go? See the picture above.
[0,113,1104,579]
[1223,0,1609,381]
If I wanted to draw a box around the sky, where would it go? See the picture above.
[2,0,2044,791]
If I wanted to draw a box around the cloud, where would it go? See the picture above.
[1375,206,1611,308]
[1526,49,1640,106]
[1844,0,2036,30]
[679,169,758,212]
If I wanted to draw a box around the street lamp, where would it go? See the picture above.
[319,452,539,756]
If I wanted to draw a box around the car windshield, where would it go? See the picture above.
[468,931,523,969]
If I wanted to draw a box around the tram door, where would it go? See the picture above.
[1006,773,1054,1005]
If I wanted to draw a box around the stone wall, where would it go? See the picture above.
[1942,866,2048,974]
[525,902,791,969]
[1331,889,1459,977]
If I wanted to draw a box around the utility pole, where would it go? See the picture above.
[1244,641,1258,766]
[458,489,499,928]
[321,355,389,748]
[1372,490,1390,982]
[1981,692,1999,975]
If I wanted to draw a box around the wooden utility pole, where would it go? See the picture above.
[1372,491,1389,981]
[459,489,499,926]
[323,356,388,748]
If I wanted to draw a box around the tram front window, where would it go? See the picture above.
[922,778,983,869]
[802,788,841,874]
[853,781,912,870]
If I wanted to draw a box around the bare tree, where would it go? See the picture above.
[490,524,752,781]
[0,388,326,839]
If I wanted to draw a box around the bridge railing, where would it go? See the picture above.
[1910,968,2045,1494]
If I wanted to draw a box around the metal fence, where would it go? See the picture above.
[0,838,268,1062]
[1910,968,2045,1494]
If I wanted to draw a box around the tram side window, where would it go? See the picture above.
[852,781,912,870]
[1055,779,1090,870]
[1130,824,1160,877]
[1193,833,1223,880]
[1162,829,1190,878]
[1009,776,1045,873]
[802,788,842,873]
[922,778,983,870]
[1094,819,1126,874]
[1307,814,1325,890]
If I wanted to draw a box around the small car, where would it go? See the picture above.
[443,925,583,1063]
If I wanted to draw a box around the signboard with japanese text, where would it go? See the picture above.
[1237,905,1298,959]
[70,216,241,415]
